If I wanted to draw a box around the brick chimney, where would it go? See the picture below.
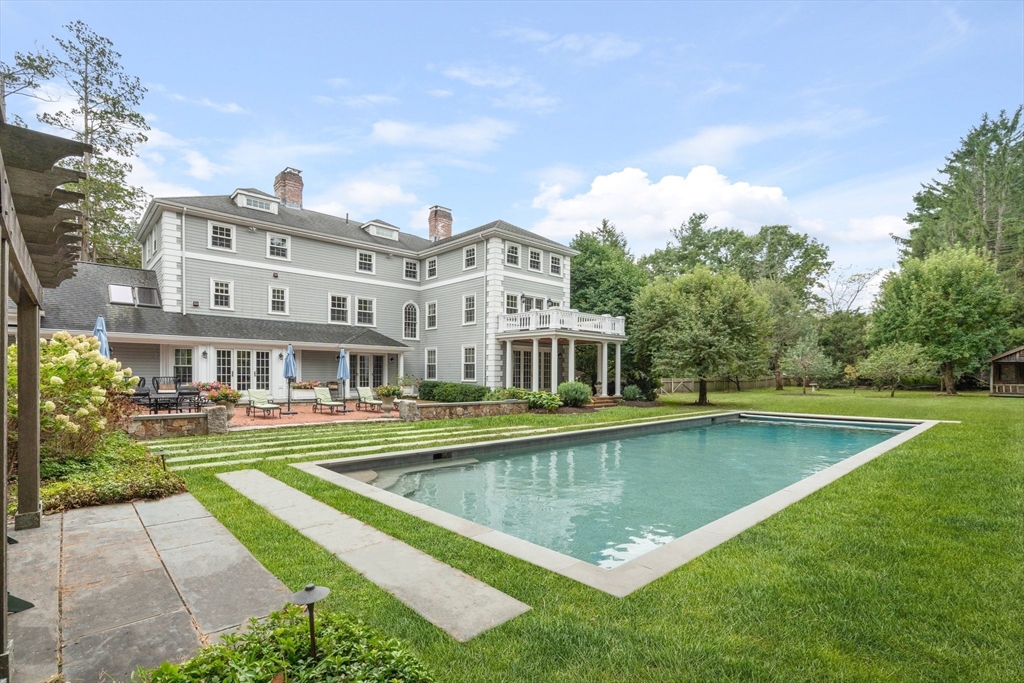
[428,205,452,241]
[274,167,303,208]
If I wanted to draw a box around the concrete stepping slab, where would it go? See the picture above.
[62,567,186,641]
[218,470,530,641]
[8,515,62,683]
[135,493,212,526]
[62,537,165,587]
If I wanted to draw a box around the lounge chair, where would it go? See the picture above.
[245,389,281,418]
[356,386,382,412]
[313,386,347,413]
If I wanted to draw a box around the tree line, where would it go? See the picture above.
[571,109,1023,404]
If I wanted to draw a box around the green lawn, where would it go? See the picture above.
[180,389,1023,682]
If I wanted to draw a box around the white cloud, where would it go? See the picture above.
[443,65,523,88]
[441,64,559,112]
[170,93,247,114]
[327,77,351,87]
[502,28,641,64]
[182,150,228,180]
[340,94,399,108]
[532,166,790,251]
[369,118,516,154]
[307,180,418,218]
[427,89,453,98]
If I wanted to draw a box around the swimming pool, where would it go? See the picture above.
[300,412,935,596]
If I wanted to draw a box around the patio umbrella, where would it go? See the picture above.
[282,344,298,415]
[92,316,110,358]
[336,348,349,395]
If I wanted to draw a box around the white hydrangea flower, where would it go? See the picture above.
[49,376,64,386]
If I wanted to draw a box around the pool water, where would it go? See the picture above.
[372,418,908,568]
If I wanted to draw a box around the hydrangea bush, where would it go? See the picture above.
[7,332,138,460]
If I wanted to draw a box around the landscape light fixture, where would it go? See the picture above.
[290,584,330,659]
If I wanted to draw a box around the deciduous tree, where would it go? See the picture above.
[859,343,932,397]
[780,332,838,394]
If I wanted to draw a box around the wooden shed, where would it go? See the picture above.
[990,345,1024,397]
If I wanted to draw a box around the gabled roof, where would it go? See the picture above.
[236,187,277,199]
[990,345,1024,362]
[40,262,406,349]
[430,219,573,253]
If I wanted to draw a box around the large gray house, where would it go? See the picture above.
[41,168,626,399]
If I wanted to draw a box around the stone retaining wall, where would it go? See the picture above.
[398,399,528,422]
[129,405,229,440]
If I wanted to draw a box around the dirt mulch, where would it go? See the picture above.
[618,400,661,408]
[529,406,597,414]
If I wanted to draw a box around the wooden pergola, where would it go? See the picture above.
[990,345,1024,397]
[0,112,89,679]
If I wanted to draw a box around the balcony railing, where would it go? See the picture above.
[499,309,626,336]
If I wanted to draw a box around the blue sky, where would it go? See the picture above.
[2,1,1022,279]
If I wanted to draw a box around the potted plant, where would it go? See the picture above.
[374,384,403,414]
[290,379,321,402]
[207,383,242,420]
[396,374,421,397]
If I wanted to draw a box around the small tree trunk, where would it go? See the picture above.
[802,376,808,395]
[697,378,708,406]
[775,367,784,390]
[734,377,741,392]
[889,383,896,398]
[942,363,957,396]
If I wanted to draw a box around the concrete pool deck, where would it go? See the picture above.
[295,411,941,597]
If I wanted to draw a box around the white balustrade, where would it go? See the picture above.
[499,309,626,336]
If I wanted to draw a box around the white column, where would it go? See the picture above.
[531,338,539,392]
[568,338,575,384]
[615,343,622,396]
[398,353,404,380]
[505,340,513,388]
[551,337,559,393]
[383,355,389,386]
[600,342,609,396]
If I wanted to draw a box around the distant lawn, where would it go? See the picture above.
[180,389,1023,682]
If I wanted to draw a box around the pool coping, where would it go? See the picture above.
[293,411,941,598]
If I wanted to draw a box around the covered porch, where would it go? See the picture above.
[990,345,1024,397]
[496,310,627,397]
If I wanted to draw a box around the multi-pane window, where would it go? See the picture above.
[463,294,476,324]
[404,259,419,280]
[506,294,519,314]
[550,254,562,276]
[403,303,418,339]
[372,355,384,387]
[270,287,287,314]
[173,349,193,384]
[330,295,348,323]
[216,349,233,384]
[425,348,437,380]
[268,234,289,259]
[522,296,546,313]
[505,243,520,266]
[464,246,477,269]
[357,298,375,325]
[463,346,476,381]
[426,258,437,279]
[245,196,272,211]
[212,280,232,309]
[210,223,233,250]
[529,248,542,271]
[357,251,375,273]
[426,301,437,329]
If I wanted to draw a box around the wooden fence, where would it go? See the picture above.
[659,377,777,394]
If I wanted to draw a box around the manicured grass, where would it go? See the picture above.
[179,390,1023,682]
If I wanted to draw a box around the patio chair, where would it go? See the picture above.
[177,386,205,413]
[356,386,382,412]
[151,376,178,393]
[313,386,348,413]
[245,389,281,418]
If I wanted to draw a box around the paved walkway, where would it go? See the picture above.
[219,470,530,641]
[225,402,397,430]
[8,494,290,682]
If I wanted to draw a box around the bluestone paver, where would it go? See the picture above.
[8,515,62,683]
[218,469,531,641]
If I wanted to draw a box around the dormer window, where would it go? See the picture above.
[362,220,401,241]
[245,196,273,211]
[231,189,280,214]
[109,284,162,308]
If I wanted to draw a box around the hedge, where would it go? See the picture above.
[418,381,489,403]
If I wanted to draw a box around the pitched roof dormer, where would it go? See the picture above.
[362,219,401,241]
[231,188,280,215]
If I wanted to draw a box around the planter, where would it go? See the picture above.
[381,397,395,414]
[216,400,236,422]
[290,389,315,402]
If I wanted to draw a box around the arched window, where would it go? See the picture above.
[403,303,418,340]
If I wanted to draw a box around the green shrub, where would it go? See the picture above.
[424,382,489,403]
[526,391,562,412]
[7,331,137,461]
[135,605,433,682]
[622,384,644,401]
[557,381,592,407]
[483,387,529,401]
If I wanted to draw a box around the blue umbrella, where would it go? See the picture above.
[92,316,110,358]
[336,348,350,408]
[283,344,298,415]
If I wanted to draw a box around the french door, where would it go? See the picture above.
[215,349,271,390]
[352,354,386,388]
[511,349,533,389]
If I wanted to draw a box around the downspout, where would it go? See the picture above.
[180,207,187,316]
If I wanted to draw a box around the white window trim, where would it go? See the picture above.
[268,285,289,316]
[426,257,438,280]
[356,249,376,275]
[463,245,478,270]
[403,258,420,282]
[549,254,563,276]
[266,232,291,261]
[528,247,543,272]
[402,301,420,340]
[207,221,236,253]
[462,293,477,326]
[462,345,477,382]
[355,296,377,327]
[505,291,520,315]
[210,279,234,311]
[505,242,522,268]
[425,300,438,330]
[424,347,438,381]
[327,293,350,325]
